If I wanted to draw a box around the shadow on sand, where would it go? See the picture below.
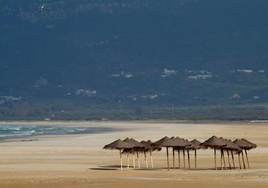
[90,165,240,171]
[89,165,126,170]
[90,165,162,171]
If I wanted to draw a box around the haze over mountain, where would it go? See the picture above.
[1,0,268,119]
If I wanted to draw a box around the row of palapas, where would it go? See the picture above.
[103,136,257,171]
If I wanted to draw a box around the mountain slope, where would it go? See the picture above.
[1,0,268,113]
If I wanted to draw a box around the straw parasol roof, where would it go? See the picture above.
[191,139,201,146]
[219,138,241,151]
[171,137,192,148]
[122,138,145,155]
[140,140,161,151]
[140,140,153,148]
[241,139,257,148]
[153,136,178,147]
[187,139,202,150]
[201,136,227,149]
[123,138,144,148]
[103,139,133,150]
[233,139,257,150]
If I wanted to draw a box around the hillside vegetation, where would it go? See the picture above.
[1,0,268,120]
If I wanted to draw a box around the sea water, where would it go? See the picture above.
[0,125,113,139]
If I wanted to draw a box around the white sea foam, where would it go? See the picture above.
[0,125,113,139]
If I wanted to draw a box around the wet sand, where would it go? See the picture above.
[0,121,267,188]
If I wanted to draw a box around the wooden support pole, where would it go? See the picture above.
[238,153,242,169]
[222,149,226,170]
[150,150,154,168]
[166,147,170,171]
[132,152,136,168]
[241,150,246,169]
[137,152,141,168]
[120,150,123,171]
[231,151,236,169]
[183,149,186,169]
[178,149,181,169]
[144,151,148,168]
[172,148,175,170]
[245,150,250,169]
[127,152,129,169]
[194,149,197,169]
[220,149,223,170]
[187,149,190,169]
[214,148,217,170]
[227,150,231,170]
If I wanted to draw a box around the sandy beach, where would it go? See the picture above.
[0,121,267,188]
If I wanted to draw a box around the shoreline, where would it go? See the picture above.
[0,126,127,143]
[0,119,265,125]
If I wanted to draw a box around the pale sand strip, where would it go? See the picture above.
[0,121,268,188]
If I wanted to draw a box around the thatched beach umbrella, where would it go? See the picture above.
[218,138,227,170]
[154,136,177,170]
[123,138,145,168]
[201,136,227,170]
[233,138,257,169]
[182,138,193,169]
[140,140,161,168]
[186,139,203,169]
[220,138,241,170]
[171,137,191,169]
[103,139,132,170]
[140,140,149,168]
